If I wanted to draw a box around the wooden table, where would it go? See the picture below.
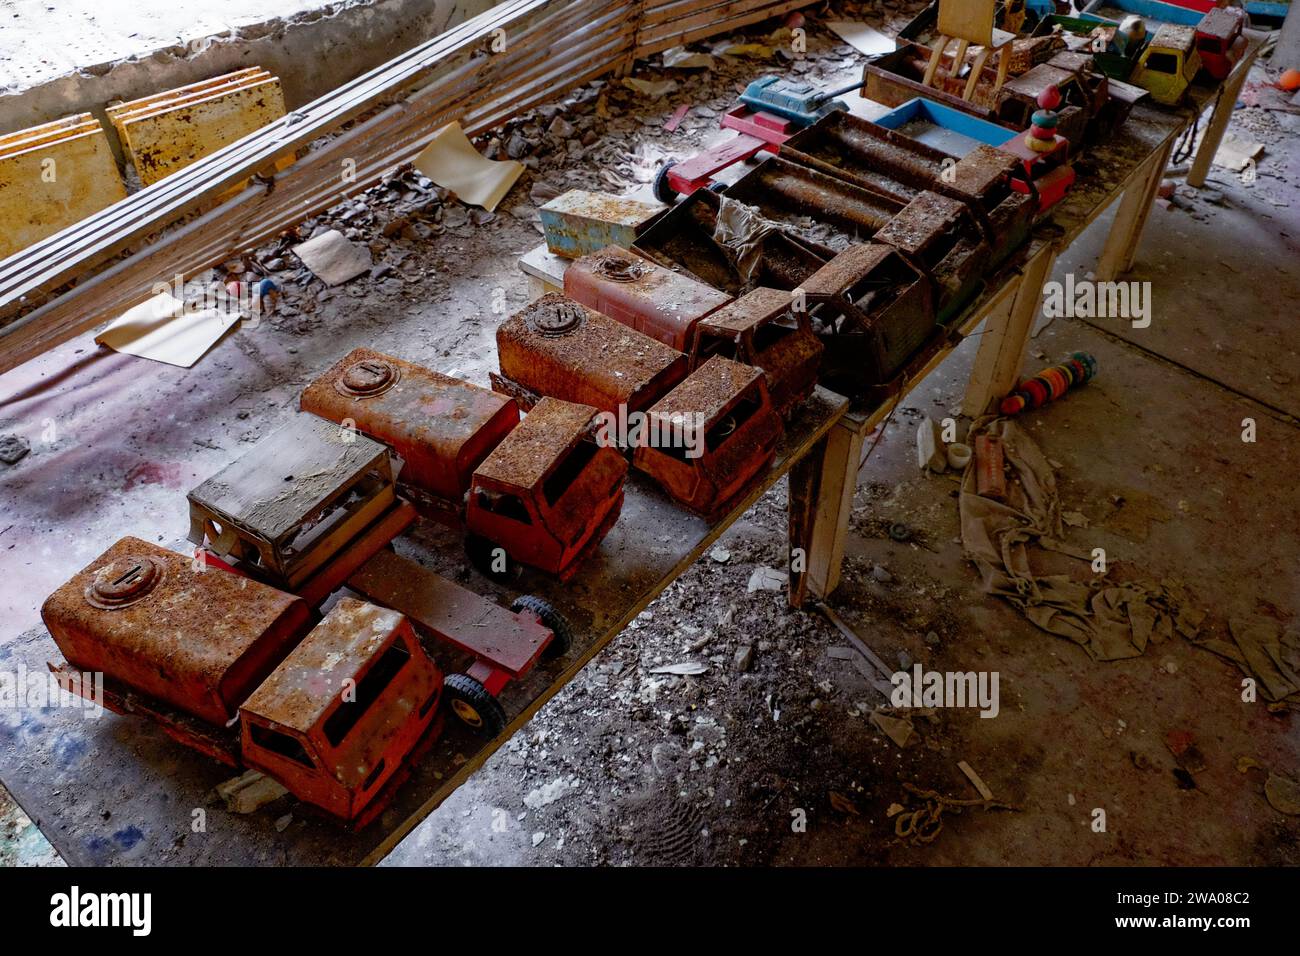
[0,42,1262,865]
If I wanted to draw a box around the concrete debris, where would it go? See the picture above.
[0,435,30,466]
[747,566,787,592]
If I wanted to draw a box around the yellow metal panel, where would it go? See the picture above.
[106,69,272,126]
[0,113,99,157]
[0,125,128,259]
[118,76,287,186]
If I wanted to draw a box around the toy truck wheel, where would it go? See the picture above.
[653,163,679,204]
[510,595,573,659]
[464,532,519,583]
[444,673,507,737]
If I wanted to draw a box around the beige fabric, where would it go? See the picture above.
[959,418,1203,662]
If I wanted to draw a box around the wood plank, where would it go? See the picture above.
[1094,138,1174,282]
[105,69,271,124]
[962,239,1058,416]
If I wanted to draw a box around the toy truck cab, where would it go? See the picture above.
[690,287,823,417]
[1195,7,1246,80]
[465,397,627,579]
[800,242,935,397]
[1132,24,1201,104]
[240,599,441,825]
[632,356,783,520]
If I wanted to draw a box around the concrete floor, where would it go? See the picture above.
[0,14,1297,865]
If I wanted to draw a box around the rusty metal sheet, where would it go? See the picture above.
[538,189,662,258]
[495,293,687,416]
[873,190,969,260]
[564,245,731,352]
[633,356,783,519]
[301,348,518,507]
[41,537,310,726]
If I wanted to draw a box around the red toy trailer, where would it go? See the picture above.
[43,537,443,828]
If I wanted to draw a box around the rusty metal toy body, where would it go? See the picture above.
[690,287,824,417]
[494,293,688,415]
[563,246,731,352]
[632,355,783,520]
[43,538,443,827]
[301,348,519,522]
[302,348,624,580]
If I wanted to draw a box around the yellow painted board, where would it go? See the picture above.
[0,113,100,157]
[937,0,996,44]
[118,77,287,186]
[106,70,273,126]
[0,126,128,259]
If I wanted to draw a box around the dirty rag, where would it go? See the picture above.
[959,418,1203,661]
[713,195,780,284]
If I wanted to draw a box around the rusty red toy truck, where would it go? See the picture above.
[44,538,443,827]
[301,347,626,581]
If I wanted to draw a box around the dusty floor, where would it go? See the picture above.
[1,6,1298,866]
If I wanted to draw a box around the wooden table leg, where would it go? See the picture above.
[787,413,869,607]
[962,241,1058,417]
[1187,45,1258,189]
[787,435,825,609]
[1094,138,1174,282]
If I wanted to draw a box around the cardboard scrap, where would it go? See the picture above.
[292,228,372,285]
[826,20,895,56]
[413,121,524,212]
[871,710,916,748]
[1207,132,1264,172]
[623,76,679,98]
[96,291,239,368]
[662,46,715,70]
